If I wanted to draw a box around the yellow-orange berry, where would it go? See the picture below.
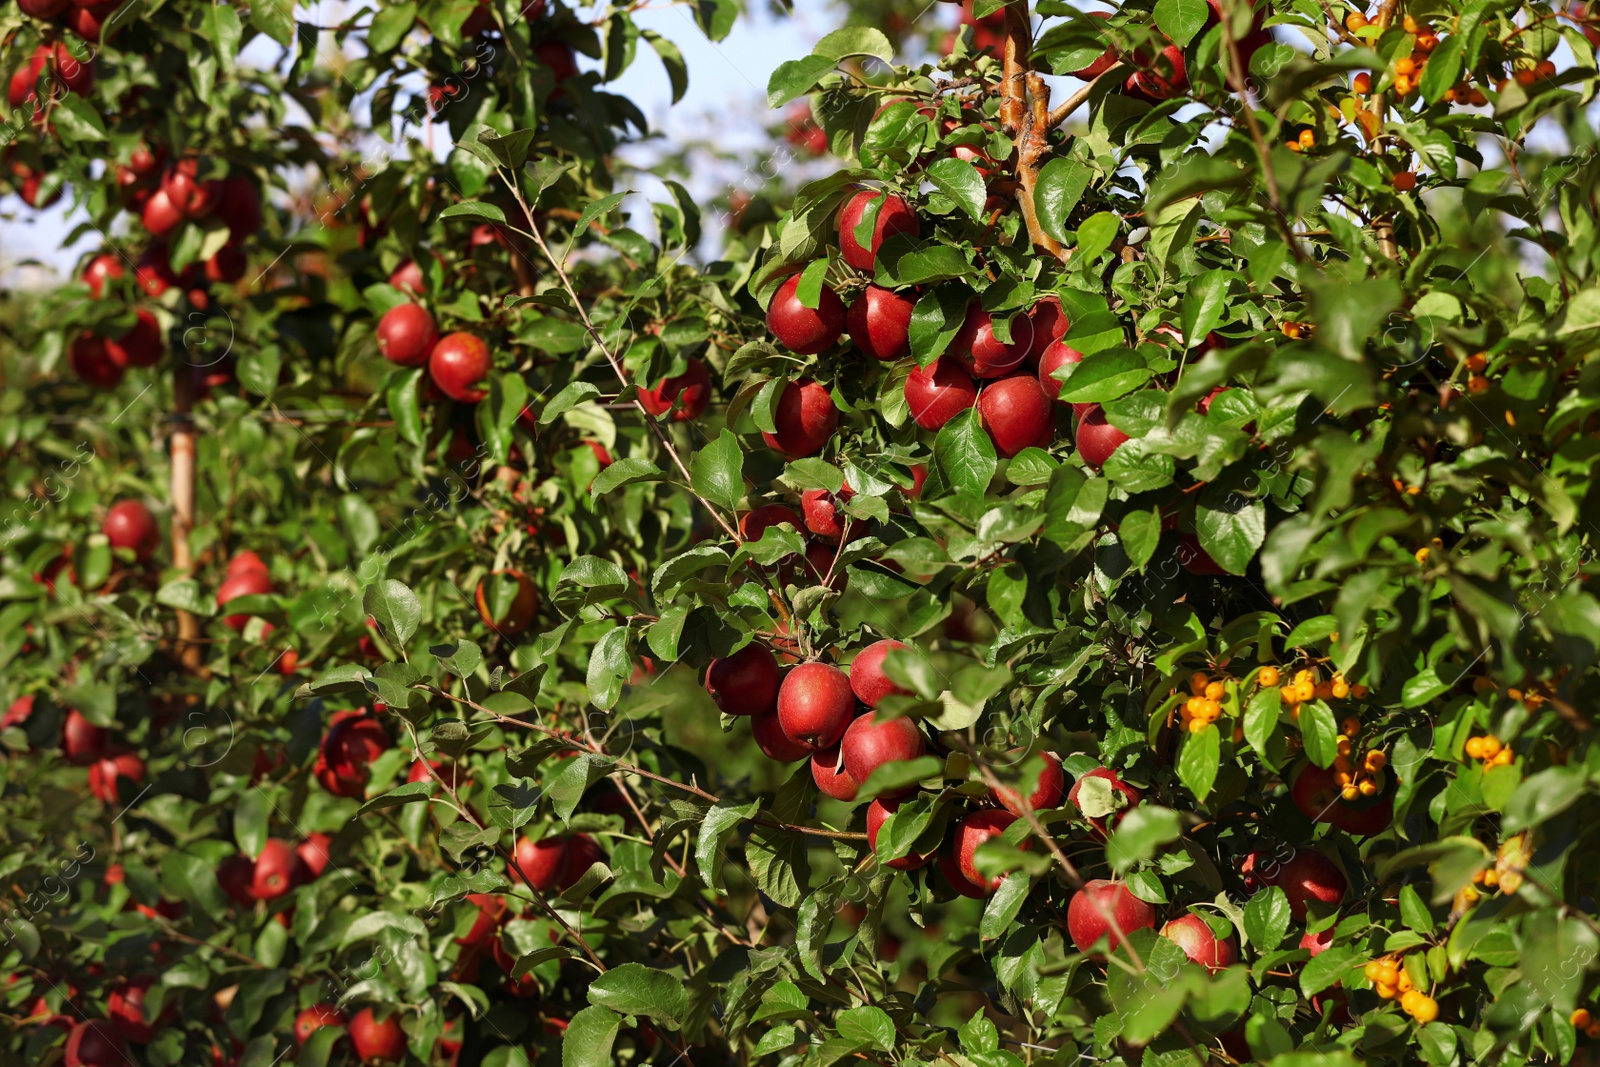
[1586,1021,1600,1039]
[1259,666,1281,687]
[1342,783,1361,800]
[1415,546,1431,563]
[1376,981,1399,999]
[1190,671,1210,694]
[1354,71,1373,93]
[1337,737,1353,757]
[1332,681,1351,699]
[1395,57,1417,76]
[1281,685,1300,705]
[1410,994,1439,1023]
[1418,32,1439,50]
[1394,171,1418,191]
[1296,682,1315,703]
[1483,869,1499,887]
[1358,777,1379,796]
[1397,969,1415,993]
[1186,696,1205,714]
[1468,373,1489,393]
[1299,129,1317,149]
[1464,737,1485,759]
[1366,750,1387,771]
[1346,11,1368,30]
[1465,352,1488,372]
[1364,960,1385,982]
[1480,736,1503,758]
[1205,681,1225,701]
[1188,718,1209,734]
[1402,14,1420,32]
[1350,683,1369,698]
[1287,140,1304,152]
[1395,73,1415,95]
[1490,747,1513,767]
[1572,1009,1592,1029]
[1342,717,1362,736]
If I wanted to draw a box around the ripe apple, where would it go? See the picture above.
[766,274,845,354]
[18,0,69,18]
[1241,848,1347,919]
[637,356,712,421]
[203,243,248,284]
[846,285,914,361]
[136,246,177,297]
[376,303,438,367]
[1290,763,1392,837]
[2,694,33,731]
[38,42,96,96]
[161,158,218,219]
[1026,295,1070,358]
[801,542,845,591]
[989,750,1065,816]
[217,566,271,631]
[88,749,144,803]
[1074,405,1129,468]
[1300,926,1334,957]
[64,1019,129,1067]
[349,1007,406,1065]
[217,855,255,907]
[1160,913,1239,972]
[751,705,811,762]
[104,499,159,562]
[228,550,269,578]
[217,176,263,239]
[840,712,926,794]
[315,711,391,798]
[70,334,125,389]
[1067,13,1118,79]
[1038,340,1092,417]
[454,893,508,949]
[1125,42,1188,100]
[952,304,1029,378]
[800,483,854,541]
[474,569,539,634]
[429,332,491,403]
[390,259,425,295]
[848,639,910,708]
[61,709,108,765]
[8,62,41,109]
[252,839,306,899]
[1067,878,1156,954]
[810,744,859,801]
[705,643,780,716]
[108,976,168,1044]
[938,846,989,898]
[867,796,929,869]
[837,188,920,271]
[740,503,803,544]
[978,373,1055,458]
[295,1003,346,1046]
[953,810,1020,893]
[761,378,839,457]
[106,309,163,369]
[535,39,578,82]
[83,254,126,297]
[904,357,977,430]
[1067,766,1142,836]
[776,662,855,751]
[297,832,333,879]
[141,188,184,239]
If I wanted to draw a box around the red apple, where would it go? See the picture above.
[217,855,255,908]
[105,309,163,369]
[847,285,914,361]
[740,504,803,544]
[810,744,858,801]
[705,643,780,716]
[314,711,391,798]
[108,977,167,1044]
[952,304,1028,378]
[104,500,159,562]
[217,567,271,631]
[2,694,34,731]
[39,42,95,96]
[135,246,178,297]
[390,259,425,295]
[141,188,185,238]
[848,639,910,708]
[938,846,989,898]
[978,373,1054,458]
[1068,766,1143,836]
[64,1020,128,1067]
[295,1003,346,1046]
[752,705,811,762]
[83,254,125,298]
[535,39,578,82]
[953,810,1019,893]
[800,483,853,541]
[18,0,69,19]
[1027,296,1070,358]
[1074,405,1129,468]
[161,158,218,219]
[904,356,977,430]
[1161,912,1239,972]
[840,712,925,794]
[70,334,124,389]
[61,709,107,765]
[1300,926,1334,957]
[761,378,838,458]
[474,569,539,634]
[766,274,845,354]
[989,750,1065,815]
[776,661,855,751]
[454,893,508,949]
[252,839,306,900]
[297,832,333,879]
[349,1007,406,1064]
[204,243,248,284]
[837,188,920,271]
[1038,340,1092,416]
[1068,878,1157,954]
[867,796,929,869]
[376,303,438,367]
[637,356,712,421]
[1241,848,1347,919]
[1125,42,1188,100]
[228,550,269,578]
[1068,11,1119,79]
[88,749,144,803]
[429,332,491,402]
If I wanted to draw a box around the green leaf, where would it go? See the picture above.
[1120,508,1161,570]
[1299,700,1341,768]
[1154,0,1209,45]
[542,381,602,424]
[545,754,615,822]
[926,157,986,221]
[585,626,632,711]
[589,963,688,1027]
[1243,885,1290,950]
[690,428,744,514]
[1399,885,1434,933]
[1418,32,1465,103]
[836,1006,895,1051]
[766,55,834,108]
[248,0,294,46]
[233,789,271,856]
[366,2,416,52]
[364,580,422,648]
[642,31,688,103]
[440,201,510,224]
[745,827,810,908]
[696,798,754,893]
[1300,946,1359,997]
[1035,156,1093,245]
[1178,722,1221,802]
[1195,490,1265,575]
[812,26,894,62]
[1106,805,1183,873]
[591,457,663,501]
[357,781,435,816]
[1054,349,1152,404]
[562,1005,622,1067]
[1074,211,1120,264]
[1243,686,1281,766]
[934,408,997,496]
[572,192,630,240]
[386,368,425,447]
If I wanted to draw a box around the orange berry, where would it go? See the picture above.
[1346,11,1368,30]
[1483,868,1498,887]
[1469,88,1488,105]
[1410,994,1439,1023]
[1490,747,1513,767]
[1354,72,1372,93]
[1395,57,1417,76]
[1464,737,1485,759]
[1515,68,1537,87]
[1536,60,1556,79]
[1296,682,1315,703]
[1586,1022,1600,1039]
[1418,33,1439,50]
[1466,352,1487,372]
[1572,1009,1592,1029]
[1358,777,1379,796]
[1480,736,1503,759]
[1190,671,1210,694]
[1205,681,1225,700]
[1259,666,1281,687]
[1467,374,1489,393]
[1365,960,1385,982]
[1395,74,1415,95]
[1299,129,1317,148]
[1365,750,1387,771]
[1280,685,1299,705]
[1394,171,1417,191]
[1287,140,1304,152]
[1402,14,1420,32]
[1341,717,1362,736]
[1187,718,1209,735]
[1397,969,1415,993]
[1376,981,1399,999]
[1350,683,1369,698]
[1342,784,1361,800]
[1332,681,1351,699]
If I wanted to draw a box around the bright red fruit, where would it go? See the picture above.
[1068,879,1157,954]
[217,567,272,631]
[867,797,929,870]
[740,504,803,545]
[390,259,425,295]
[474,569,539,634]
[535,39,578,82]
[952,304,1029,378]
[1241,848,1348,919]
[252,839,306,899]
[455,893,508,948]
[810,744,859,801]
[377,304,438,367]
[1038,340,1091,416]
[837,189,920,271]
[1300,926,1335,957]
[752,705,812,762]
[315,711,391,798]
[161,158,218,218]
[18,0,69,19]
[39,42,95,96]
[904,357,976,430]
[228,550,269,578]
[88,749,144,803]
[70,334,124,389]
[1027,296,1069,358]
[847,285,914,361]
[1161,913,1239,972]
[637,356,712,421]
[761,378,838,458]
[83,254,125,297]
[429,332,491,402]
[938,847,989,898]
[840,712,925,795]
[204,243,248,284]
[349,1008,407,1064]
[217,855,256,907]
[705,643,781,716]
[953,810,1019,893]
[776,662,856,752]
[509,834,599,892]
[989,750,1065,816]
[136,246,178,297]
[1066,11,1118,78]
[297,832,333,878]
[105,310,163,369]
[1068,766,1143,836]
[104,500,159,562]
[848,639,910,708]
[108,976,167,1044]
[141,188,185,238]
[62,709,108,765]
[766,274,845,354]
[1074,405,1130,468]
[978,374,1054,458]
[2,694,33,731]
[801,483,853,540]
[64,1020,128,1067]
[295,1003,346,1046]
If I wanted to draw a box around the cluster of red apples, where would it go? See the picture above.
[760,187,1143,469]
[2,697,143,804]
[376,292,495,405]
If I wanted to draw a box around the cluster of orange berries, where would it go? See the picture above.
[1414,536,1445,563]
[1571,1009,1600,1039]
[1276,665,1367,720]
[1464,733,1513,767]
[1470,675,1549,712]
[1181,671,1229,734]
[1364,955,1439,1021]
[1335,718,1387,798]
[1286,128,1319,153]
[1280,321,1315,339]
